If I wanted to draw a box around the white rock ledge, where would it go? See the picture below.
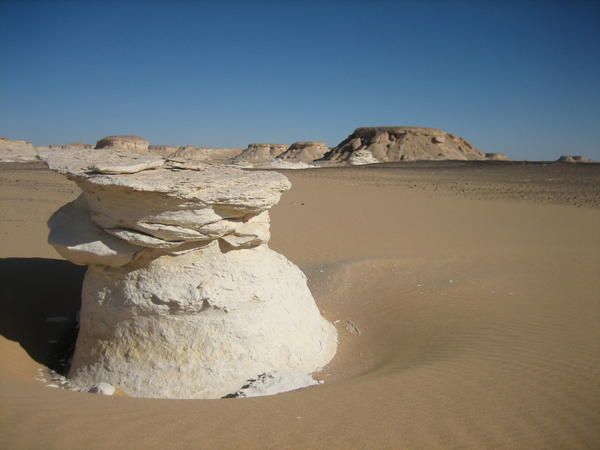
[42,148,337,399]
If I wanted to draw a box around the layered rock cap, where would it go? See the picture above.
[41,148,337,398]
[321,127,486,164]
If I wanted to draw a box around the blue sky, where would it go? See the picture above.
[1,1,599,160]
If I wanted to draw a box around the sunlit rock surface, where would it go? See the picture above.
[321,127,486,163]
[0,137,39,162]
[41,148,337,398]
[95,135,150,152]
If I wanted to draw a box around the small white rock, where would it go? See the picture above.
[88,382,116,396]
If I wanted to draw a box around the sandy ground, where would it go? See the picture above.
[1,162,599,449]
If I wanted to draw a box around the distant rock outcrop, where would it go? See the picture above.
[557,155,592,163]
[321,127,486,164]
[148,145,179,157]
[95,135,149,152]
[278,141,329,164]
[49,143,94,151]
[233,143,289,165]
[0,137,38,162]
[485,152,511,161]
[170,146,243,163]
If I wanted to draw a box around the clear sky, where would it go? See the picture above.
[1,0,599,160]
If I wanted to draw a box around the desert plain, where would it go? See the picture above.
[1,159,599,449]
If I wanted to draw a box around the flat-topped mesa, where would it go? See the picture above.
[41,148,337,399]
[278,141,330,164]
[95,135,149,152]
[233,143,289,165]
[321,126,486,164]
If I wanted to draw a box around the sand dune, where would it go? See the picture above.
[1,162,599,449]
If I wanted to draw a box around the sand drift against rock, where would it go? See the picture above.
[40,149,337,398]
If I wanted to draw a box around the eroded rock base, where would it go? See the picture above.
[69,242,337,399]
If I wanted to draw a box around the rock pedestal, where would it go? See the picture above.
[41,149,337,399]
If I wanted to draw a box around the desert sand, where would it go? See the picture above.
[1,161,599,449]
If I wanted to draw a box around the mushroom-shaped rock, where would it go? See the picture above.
[95,135,149,152]
[321,127,486,163]
[42,148,337,399]
[278,141,329,164]
[232,143,289,165]
[485,152,511,161]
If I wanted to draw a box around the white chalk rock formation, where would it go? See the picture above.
[321,127,486,163]
[257,159,314,170]
[0,137,39,162]
[232,143,289,166]
[42,148,337,399]
[95,135,149,152]
[278,141,329,164]
[88,382,116,395]
[349,149,380,166]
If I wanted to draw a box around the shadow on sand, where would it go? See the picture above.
[0,258,84,373]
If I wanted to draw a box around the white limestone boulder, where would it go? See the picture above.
[48,195,140,267]
[71,243,336,398]
[43,148,337,399]
[88,383,116,395]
